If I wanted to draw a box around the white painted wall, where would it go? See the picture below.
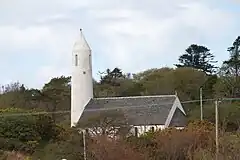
[129,125,165,137]
[71,30,93,127]
[84,125,184,138]
[129,125,184,137]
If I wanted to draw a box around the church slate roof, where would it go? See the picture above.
[78,95,186,126]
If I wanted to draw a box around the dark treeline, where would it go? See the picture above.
[0,37,240,159]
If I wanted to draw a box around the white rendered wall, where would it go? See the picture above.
[84,125,184,138]
[129,125,165,137]
[71,30,93,127]
[84,125,165,137]
[129,125,184,137]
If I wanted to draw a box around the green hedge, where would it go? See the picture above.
[0,109,64,154]
[0,113,61,142]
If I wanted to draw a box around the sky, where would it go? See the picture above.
[0,0,240,89]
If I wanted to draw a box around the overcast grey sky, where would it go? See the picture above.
[0,0,240,88]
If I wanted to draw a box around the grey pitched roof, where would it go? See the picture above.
[78,95,185,126]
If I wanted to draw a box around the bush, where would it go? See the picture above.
[192,133,240,160]
[0,150,7,160]
[88,136,145,160]
[0,110,65,155]
[0,113,63,143]
[32,128,84,160]
[0,138,37,154]
[0,151,27,160]
[219,133,240,160]
[35,114,62,141]
[0,115,40,142]
[188,102,240,132]
[126,120,215,160]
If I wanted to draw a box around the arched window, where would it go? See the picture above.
[134,127,138,137]
[89,54,91,67]
[75,54,78,66]
[151,126,154,132]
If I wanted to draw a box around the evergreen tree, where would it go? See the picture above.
[222,36,240,97]
[175,44,217,74]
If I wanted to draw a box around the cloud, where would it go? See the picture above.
[88,1,235,72]
[0,25,52,51]
[0,0,239,88]
[178,2,234,34]
[36,14,70,24]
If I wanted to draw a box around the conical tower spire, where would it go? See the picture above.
[73,28,91,52]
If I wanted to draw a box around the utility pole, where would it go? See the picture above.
[200,87,203,121]
[82,130,87,160]
[215,100,219,160]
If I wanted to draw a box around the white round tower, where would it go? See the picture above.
[71,29,93,127]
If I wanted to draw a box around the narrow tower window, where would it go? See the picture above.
[75,54,78,66]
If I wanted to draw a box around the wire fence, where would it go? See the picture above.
[0,97,239,118]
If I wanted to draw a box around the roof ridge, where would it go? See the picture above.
[94,95,176,100]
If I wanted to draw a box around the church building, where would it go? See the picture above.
[71,29,187,136]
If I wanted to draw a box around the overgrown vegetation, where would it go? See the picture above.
[0,39,240,159]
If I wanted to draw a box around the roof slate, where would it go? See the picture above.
[78,95,181,126]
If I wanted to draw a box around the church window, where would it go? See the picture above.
[75,54,78,66]
[151,126,154,132]
[134,127,138,137]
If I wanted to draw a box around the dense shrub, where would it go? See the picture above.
[0,138,37,154]
[188,102,240,132]
[0,115,40,142]
[86,120,215,160]
[0,113,62,142]
[88,136,145,160]
[126,120,215,160]
[218,133,240,159]
[0,108,240,160]
[86,120,221,160]
[35,114,63,141]
[32,128,84,160]
[0,151,28,160]
[0,110,64,155]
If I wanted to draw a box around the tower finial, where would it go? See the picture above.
[80,28,82,32]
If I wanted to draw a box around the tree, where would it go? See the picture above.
[188,102,240,132]
[173,67,207,100]
[1,82,24,93]
[224,36,240,77]
[133,67,175,95]
[95,67,139,97]
[214,76,234,98]
[99,67,125,86]
[0,82,29,109]
[175,44,217,74]
[133,67,207,101]
[41,76,71,122]
[222,36,240,97]
[202,74,218,99]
